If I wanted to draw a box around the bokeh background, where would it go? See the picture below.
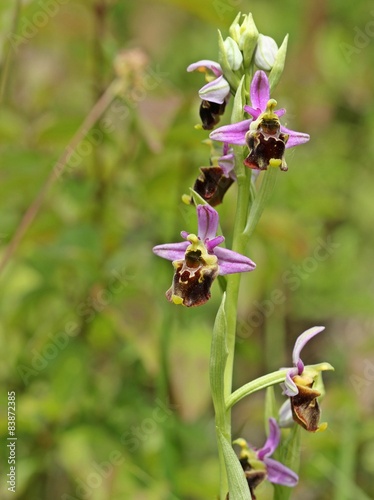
[0,0,373,499]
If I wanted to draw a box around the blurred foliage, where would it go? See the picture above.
[0,0,374,499]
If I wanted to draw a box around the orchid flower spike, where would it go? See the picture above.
[153,204,255,307]
[281,326,334,432]
[234,418,298,499]
[210,70,310,171]
[187,60,231,130]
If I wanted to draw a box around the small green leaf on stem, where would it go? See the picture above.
[210,293,228,414]
[218,430,250,500]
[231,75,246,124]
[269,34,289,93]
[244,167,279,238]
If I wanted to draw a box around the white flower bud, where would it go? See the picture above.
[254,34,278,71]
[228,12,241,43]
[223,36,243,71]
[230,13,259,67]
[238,13,259,52]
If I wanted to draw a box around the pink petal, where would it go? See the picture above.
[197,205,219,241]
[292,326,325,369]
[187,60,222,77]
[214,247,256,275]
[264,457,299,486]
[244,105,286,119]
[257,418,280,460]
[243,105,262,119]
[206,236,225,252]
[218,152,235,177]
[199,75,230,104]
[282,368,299,397]
[153,241,189,261]
[281,126,310,148]
[209,119,252,146]
[250,70,270,110]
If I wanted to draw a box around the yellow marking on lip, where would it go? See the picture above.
[269,158,282,168]
[171,295,184,305]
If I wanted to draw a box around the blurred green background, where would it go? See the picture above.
[0,0,373,499]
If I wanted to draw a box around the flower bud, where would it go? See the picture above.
[231,13,259,67]
[223,36,243,71]
[217,30,241,91]
[229,12,258,53]
[254,34,278,71]
[228,12,242,43]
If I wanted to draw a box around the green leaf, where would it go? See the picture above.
[269,34,289,92]
[231,75,246,124]
[210,293,228,417]
[218,430,250,500]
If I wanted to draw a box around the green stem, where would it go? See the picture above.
[210,64,283,499]
[214,162,283,499]
[226,370,288,410]
[223,166,251,400]
[214,154,251,499]
[211,74,251,499]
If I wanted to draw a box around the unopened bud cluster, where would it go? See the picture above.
[218,12,288,88]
